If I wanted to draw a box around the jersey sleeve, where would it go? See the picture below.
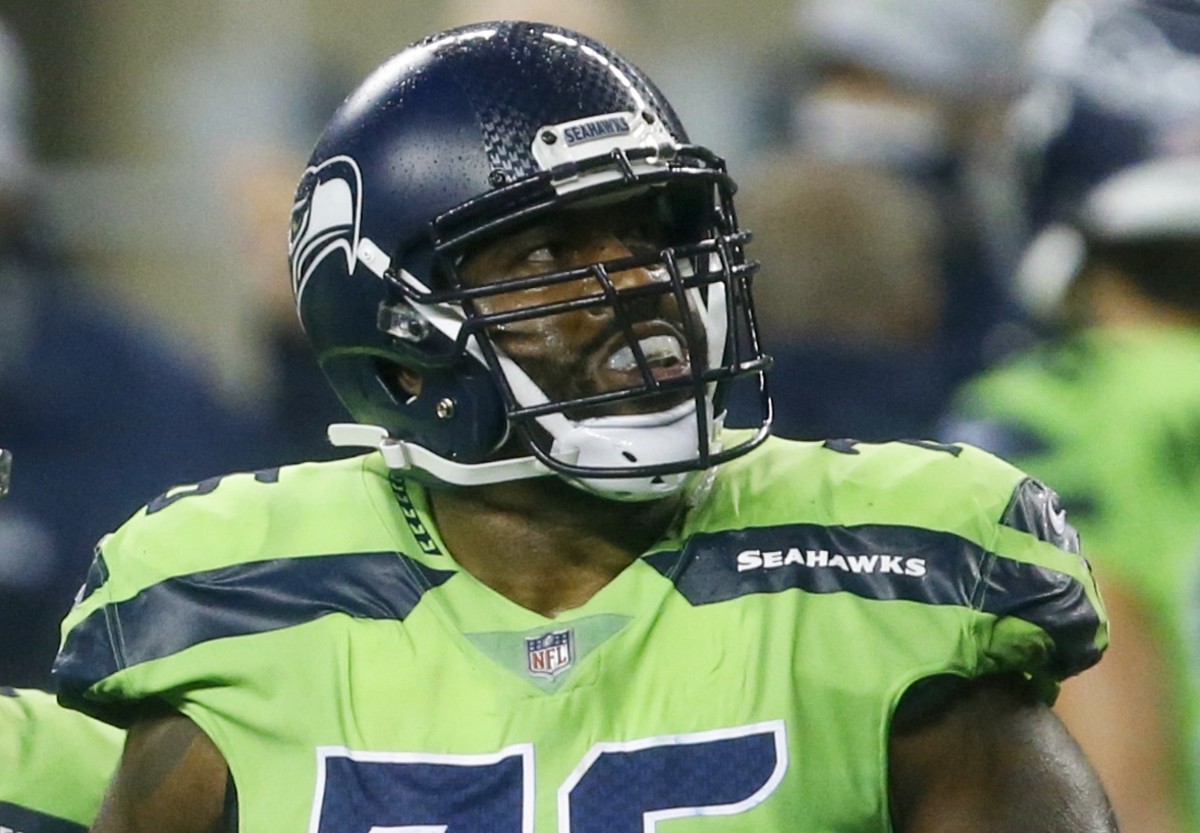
[53,456,426,726]
[968,465,1108,690]
[52,485,232,725]
[684,437,1109,695]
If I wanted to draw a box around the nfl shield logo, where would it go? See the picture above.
[525,629,575,679]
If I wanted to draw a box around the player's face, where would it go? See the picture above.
[459,198,703,419]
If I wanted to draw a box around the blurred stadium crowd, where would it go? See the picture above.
[0,0,1198,831]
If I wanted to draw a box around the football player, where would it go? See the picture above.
[55,22,1114,833]
[0,449,123,833]
[941,1,1200,831]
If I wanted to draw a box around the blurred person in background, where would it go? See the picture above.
[0,448,122,833]
[758,0,1031,393]
[940,1,1200,830]
[221,144,351,469]
[726,156,950,440]
[0,16,258,687]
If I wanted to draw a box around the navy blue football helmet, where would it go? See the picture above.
[289,22,771,499]
[1010,0,1200,318]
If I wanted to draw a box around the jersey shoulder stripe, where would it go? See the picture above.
[78,454,418,601]
[55,551,455,709]
[674,437,1106,677]
[646,518,1101,677]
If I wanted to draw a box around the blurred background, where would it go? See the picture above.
[0,0,1049,407]
[0,0,1056,686]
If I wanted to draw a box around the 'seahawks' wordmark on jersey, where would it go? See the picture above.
[53,436,1106,832]
[735,546,928,576]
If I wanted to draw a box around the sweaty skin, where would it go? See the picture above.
[459,201,701,419]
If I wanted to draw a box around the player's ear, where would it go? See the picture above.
[394,365,423,400]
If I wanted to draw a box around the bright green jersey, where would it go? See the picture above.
[55,436,1105,833]
[0,686,122,833]
[943,324,1200,827]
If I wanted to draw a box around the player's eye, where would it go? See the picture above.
[525,245,556,264]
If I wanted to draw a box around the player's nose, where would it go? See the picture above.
[582,233,665,287]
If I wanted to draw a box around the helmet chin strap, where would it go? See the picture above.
[488,340,720,501]
[327,423,556,486]
[327,399,720,501]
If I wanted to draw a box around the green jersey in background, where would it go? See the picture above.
[943,325,1200,828]
[0,686,122,833]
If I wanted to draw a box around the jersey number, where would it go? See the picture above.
[311,722,787,833]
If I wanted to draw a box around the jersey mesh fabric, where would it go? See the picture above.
[54,437,1106,833]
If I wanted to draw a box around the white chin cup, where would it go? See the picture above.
[549,399,718,502]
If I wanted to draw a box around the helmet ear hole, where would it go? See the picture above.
[365,356,509,463]
[394,365,423,402]
[376,360,424,406]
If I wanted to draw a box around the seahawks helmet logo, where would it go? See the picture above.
[289,155,364,303]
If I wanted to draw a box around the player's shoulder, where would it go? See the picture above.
[95,453,390,589]
[700,435,1105,685]
[714,434,1041,536]
[727,431,1023,479]
[139,453,380,520]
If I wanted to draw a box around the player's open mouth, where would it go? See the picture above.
[604,333,691,382]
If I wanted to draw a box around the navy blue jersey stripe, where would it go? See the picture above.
[1000,477,1081,554]
[74,552,110,607]
[648,524,979,607]
[54,552,455,698]
[0,802,89,833]
[978,555,1102,676]
[647,522,1102,675]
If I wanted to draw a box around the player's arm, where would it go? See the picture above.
[1054,580,1183,833]
[91,710,230,833]
[888,674,1117,833]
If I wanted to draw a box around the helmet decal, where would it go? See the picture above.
[289,155,365,304]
